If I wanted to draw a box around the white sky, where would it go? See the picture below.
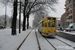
[49,0,66,18]
[0,0,66,27]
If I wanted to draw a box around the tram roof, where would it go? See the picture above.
[38,17,56,24]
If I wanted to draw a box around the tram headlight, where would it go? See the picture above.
[54,30,56,32]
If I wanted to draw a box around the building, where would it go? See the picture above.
[61,13,66,28]
[65,0,75,26]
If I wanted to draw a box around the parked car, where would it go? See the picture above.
[0,25,5,29]
[66,23,75,31]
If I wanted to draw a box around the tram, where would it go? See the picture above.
[38,17,57,37]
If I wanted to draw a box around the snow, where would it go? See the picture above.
[19,30,39,50]
[36,30,55,50]
[0,28,32,50]
[56,30,75,35]
[47,38,74,50]
[56,36,75,47]
[0,28,75,50]
[36,29,75,50]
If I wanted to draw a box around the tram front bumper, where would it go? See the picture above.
[45,33,56,36]
[41,32,57,36]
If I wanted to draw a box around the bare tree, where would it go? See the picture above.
[22,0,58,30]
[11,0,18,35]
[19,0,22,33]
[0,0,58,33]
[22,0,29,31]
[32,9,49,27]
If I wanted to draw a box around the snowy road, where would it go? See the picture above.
[0,29,75,50]
[18,29,75,50]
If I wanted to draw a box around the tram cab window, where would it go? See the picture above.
[41,23,42,27]
[39,23,42,27]
[48,21,55,27]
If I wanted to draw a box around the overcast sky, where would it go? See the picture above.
[50,0,66,18]
[0,0,66,27]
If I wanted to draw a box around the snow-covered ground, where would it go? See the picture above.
[36,30,55,50]
[0,28,32,50]
[19,30,39,50]
[36,30,75,50]
[56,36,75,47]
[0,28,75,50]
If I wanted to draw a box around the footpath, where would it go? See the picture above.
[0,29,32,50]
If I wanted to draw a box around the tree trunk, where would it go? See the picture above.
[11,0,18,35]
[19,0,21,33]
[22,15,26,31]
[27,14,29,29]
[22,9,26,31]
[22,0,28,31]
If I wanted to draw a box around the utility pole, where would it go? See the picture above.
[19,0,21,33]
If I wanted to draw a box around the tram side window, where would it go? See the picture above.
[45,22,47,27]
[42,22,44,27]
[48,21,50,27]
[48,21,55,27]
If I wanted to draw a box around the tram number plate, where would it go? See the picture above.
[51,29,53,33]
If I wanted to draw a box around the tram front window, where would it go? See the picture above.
[48,21,55,27]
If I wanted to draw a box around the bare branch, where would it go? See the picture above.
[26,0,37,16]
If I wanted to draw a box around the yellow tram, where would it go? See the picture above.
[38,17,57,37]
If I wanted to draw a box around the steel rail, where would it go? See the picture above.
[17,29,33,50]
[45,38,57,50]
[55,37,75,49]
[35,29,41,50]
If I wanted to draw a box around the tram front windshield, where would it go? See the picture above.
[48,21,55,27]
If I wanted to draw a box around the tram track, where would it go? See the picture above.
[55,37,75,49]
[17,29,33,50]
[17,29,75,50]
[35,29,41,50]
[57,32,75,42]
[36,29,57,50]
[44,38,57,50]
[44,36,75,50]
[36,29,75,50]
